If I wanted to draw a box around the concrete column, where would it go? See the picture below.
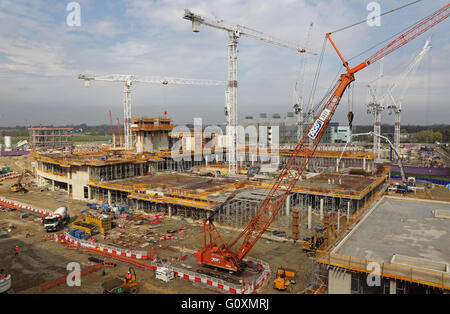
[363,158,366,171]
[320,198,324,221]
[347,201,350,223]
[205,155,209,166]
[285,194,291,216]
[337,209,340,230]
[52,180,55,191]
[308,205,312,229]
[88,187,92,200]
[168,205,172,218]
[108,190,111,205]
[328,268,351,294]
[389,279,396,294]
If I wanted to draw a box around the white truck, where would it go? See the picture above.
[43,206,70,232]
[0,272,11,293]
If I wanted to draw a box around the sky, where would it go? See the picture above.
[0,0,449,128]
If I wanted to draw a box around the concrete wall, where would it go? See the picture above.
[69,166,90,200]
[136,131,170,153]
[328,267,351,294]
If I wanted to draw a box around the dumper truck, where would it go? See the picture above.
[43,206,70,232]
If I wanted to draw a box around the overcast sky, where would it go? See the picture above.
[0,0,448,128]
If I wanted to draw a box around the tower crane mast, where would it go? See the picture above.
[79,74,227,150]
[366,59,385,160]
[386,38,431,153]
[184,9,316,174]
[294,22,314,142]
[194,4,449,272]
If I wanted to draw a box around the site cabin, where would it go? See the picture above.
[155,267,174,282]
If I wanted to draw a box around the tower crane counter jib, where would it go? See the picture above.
[194,4,450,272]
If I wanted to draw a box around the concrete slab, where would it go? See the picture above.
[390,254,449,273]
[434,209,450,220]
[333,197,450,265]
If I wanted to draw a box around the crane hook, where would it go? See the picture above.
[347,111,354,131]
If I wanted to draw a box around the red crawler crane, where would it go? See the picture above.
[195,4,450,272]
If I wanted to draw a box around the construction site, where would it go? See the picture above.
[1,2,449,298]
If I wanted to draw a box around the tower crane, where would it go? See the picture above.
[108,110,115,147]
[183,9,316,174]
[386,38,431,154]
[366,58,385,160]
[194,4,449,272]
[293,22,315,142]
[79,74,227,150]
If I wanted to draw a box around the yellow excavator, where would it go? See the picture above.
[10,169,33,193]
[302,223,336,252]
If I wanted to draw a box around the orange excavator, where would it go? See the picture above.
[194,4,449,273]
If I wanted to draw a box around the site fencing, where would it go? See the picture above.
[61,232,151,260]
[0,197,52,216]
[58,232,271,294]
[316,251,450,290]
[35,262,103,294]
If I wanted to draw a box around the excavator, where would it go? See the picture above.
[10,169,33,193]
[194,5,449,273]
[302,223,336,252]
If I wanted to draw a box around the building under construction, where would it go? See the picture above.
[29,127,74,150]
[30,116,383,228]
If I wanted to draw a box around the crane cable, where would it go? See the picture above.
[307,37,327,120]
[309,0,423,133]
[329,0,423,35]
[347,17,422,63]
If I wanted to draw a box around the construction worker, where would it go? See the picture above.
[25,229,30,238]
[125,271,132,283]
[14,246,19,256]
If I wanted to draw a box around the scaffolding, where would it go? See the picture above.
[29,127,74,150]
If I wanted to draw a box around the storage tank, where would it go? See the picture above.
[4,136,12,151]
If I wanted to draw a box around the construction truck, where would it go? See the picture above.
[102,267,139,294]
[10,169,33,193]
[0,270,11,294]
[43,207,70,232]
[274,268,296,291]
